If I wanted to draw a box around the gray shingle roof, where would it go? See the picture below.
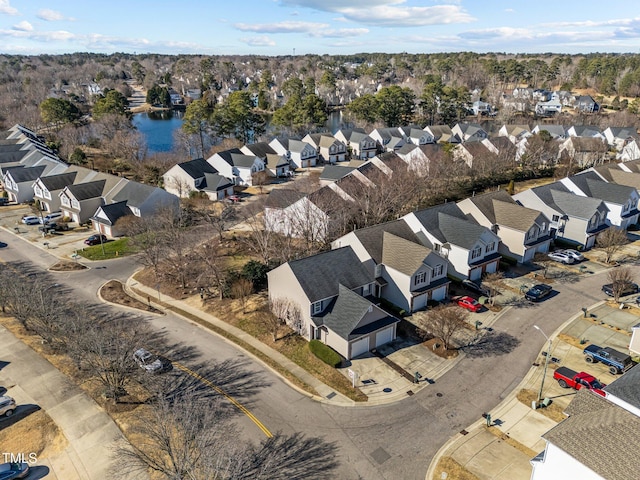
[93,200,132,225]
[381,232,432,276]
[202,172,234,192]
[320,165,355,181]
[550,188,606,220]
[243,142,276,159]
[288,247,372,303]
[38,171,77,191]
[570,173,636,205]
[543,389,640,480]
[317,284,378,340]
[492,200,544,232]
[412,202,488,249]
[353,219,420,264]
[608,169,640,191]
[265,189,306,209]
[177,158,218,179]
[66,179,106,200]
[5,165,45,183]
[603,363,640,409]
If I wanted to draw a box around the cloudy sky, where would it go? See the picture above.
[1,0,640,56]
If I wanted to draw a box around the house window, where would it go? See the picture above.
[363,284,371,296]
[433,264,443,277]
[485,242,496,253]
[471,246,482,260]
[375,264,383,278]
[541,222,546,232]
[434,243,441,252]
[552,215,560,222]
[312,301,322,315]
[414,271,427,285]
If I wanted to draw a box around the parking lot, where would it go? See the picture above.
[0,204,100,258]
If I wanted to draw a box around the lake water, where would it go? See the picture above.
[133,109,345,155]
[132,110,184,154]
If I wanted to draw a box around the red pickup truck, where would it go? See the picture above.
[553,366,606,396]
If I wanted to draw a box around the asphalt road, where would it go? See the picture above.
[0,229,621,480]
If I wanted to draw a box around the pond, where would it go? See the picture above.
[132,109,346,156]
[132,110,184,154]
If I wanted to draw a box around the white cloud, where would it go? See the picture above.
[12,21,33,32]
[280,1,474,27]
[0,0,18,15]
[234,21,328,33]
[310,28,368,38]
[240,35,276,47]
[37,9,74,21]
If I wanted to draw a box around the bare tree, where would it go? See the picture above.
[231,278,253,314]
[415,305,468,351]
[119,390,236,480]
[533,251,552,279]
[482,271,503,306]
[269,297,302,339]
[252,170,271,195]
[607,266,635,302]
[597,227,628,264]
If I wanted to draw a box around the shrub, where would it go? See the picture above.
[309,340,342,367]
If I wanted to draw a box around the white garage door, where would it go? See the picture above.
[485,261,498,274]
[375,327,394,347]
[431,285,448,302]
[413,293,427,311]
[469,267,482,281]
[350,337,370,358]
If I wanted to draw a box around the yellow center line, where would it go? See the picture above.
[173,361,273,438]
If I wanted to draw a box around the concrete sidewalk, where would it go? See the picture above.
[425,298,638,480]
[126,276,357,406]
[0,325,142,480]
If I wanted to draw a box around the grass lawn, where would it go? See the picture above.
[78,238,134,260]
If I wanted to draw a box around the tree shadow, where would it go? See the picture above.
[231,432,340,480]
[142,357,271,411]
[0,404,41,429]
[460,331,521,358]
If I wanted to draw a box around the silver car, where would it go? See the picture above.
[562,249,584,262]
[133,348,164,373]
[548,251,575,264]
[0,396,16,417]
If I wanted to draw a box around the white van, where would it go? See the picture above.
[40,212,63,224]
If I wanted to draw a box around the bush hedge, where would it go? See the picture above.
[309,340,342,368]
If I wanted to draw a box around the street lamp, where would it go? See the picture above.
[534,325,552,407]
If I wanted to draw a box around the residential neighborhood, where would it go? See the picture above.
[3,86,640,480]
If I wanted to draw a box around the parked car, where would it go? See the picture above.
[561,249,584,262]
[0,198,9,206]
[461,279,489,297]
[84,234,107,246]
[524,284,553,302]
[456,295,482,312]
[133,348,164,373]
[583,344,637,375]
[38,222,69,233]
[39,211,62,224]
[20,215,39,225]
[547,251,575,264]
[553,366,606,396]
[0,396,16,417]
[225,194,242,203]
[0,462,29,480]
[602,282,639,297]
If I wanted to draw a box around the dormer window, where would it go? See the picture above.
[485,242,496,253]
[312,301,322,315]
[433,264,443,277]
[471,246,482,259]
[414,271,427,286]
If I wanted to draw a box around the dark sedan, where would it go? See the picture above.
[602,282,639,297]
[84,234,107,246]
[525,284,553,302]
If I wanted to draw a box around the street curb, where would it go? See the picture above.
[123,273,334,405]
[423,297,607,480]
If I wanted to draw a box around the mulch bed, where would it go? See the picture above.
[99,280,162,314]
